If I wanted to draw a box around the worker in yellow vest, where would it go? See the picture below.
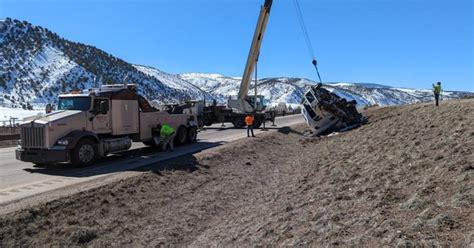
[432,82,442,106]
[157,123,175,152]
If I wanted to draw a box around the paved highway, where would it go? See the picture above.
[0,115,304,206]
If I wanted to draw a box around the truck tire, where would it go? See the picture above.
[197,118,204,128]
[253,118,262,128]
[188,128,197,143]
[204,116,214,126]
[232,118,245,128]
[71,139,97,166]
[174,126,188,145]
[143,140,154,147]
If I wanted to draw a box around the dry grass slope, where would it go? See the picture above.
[0,99,472,247]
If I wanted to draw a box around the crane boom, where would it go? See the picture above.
[238,0,273,100]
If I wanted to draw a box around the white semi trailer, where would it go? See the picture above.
[16,84,198,166]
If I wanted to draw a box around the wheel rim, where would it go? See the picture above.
[78,144,94,163]
[189,130,196,141]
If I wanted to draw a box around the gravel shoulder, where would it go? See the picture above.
[1,99,473,247]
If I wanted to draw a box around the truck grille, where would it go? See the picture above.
[21,125,46,148]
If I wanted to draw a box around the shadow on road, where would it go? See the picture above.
[22,141,222,178]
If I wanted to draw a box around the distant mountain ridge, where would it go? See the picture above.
[179,73,473,107]
[1,18,472,112]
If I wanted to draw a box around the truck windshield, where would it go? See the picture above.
[259,97,268,108]
[58,97,91,111]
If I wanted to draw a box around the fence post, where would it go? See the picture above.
[11,118,18,134]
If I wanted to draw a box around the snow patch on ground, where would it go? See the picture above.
[0,106,43,122]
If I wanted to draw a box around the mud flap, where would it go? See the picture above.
[153,136,161,146]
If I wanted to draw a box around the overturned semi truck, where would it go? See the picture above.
[301,83,366,135]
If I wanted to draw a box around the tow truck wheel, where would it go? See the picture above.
[204,116,213,126]
[188,128,197,143]
[174,126,188,145]
[71,139,97,166]
[232,118,244,128]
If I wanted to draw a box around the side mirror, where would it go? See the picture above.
[45,104,53,114]
[99,101,108,114]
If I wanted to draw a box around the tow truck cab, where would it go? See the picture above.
[16,84,197,166]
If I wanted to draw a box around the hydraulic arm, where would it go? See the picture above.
[238,0,272,100]
[228,0,272,113]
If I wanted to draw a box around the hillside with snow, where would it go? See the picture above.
[0,18,201,110]
[180,73,473,107]
[323,83,470,106]
[179,74,316,106]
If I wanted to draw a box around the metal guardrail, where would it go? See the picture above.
[0,134,20,141]
[0,126,20,135]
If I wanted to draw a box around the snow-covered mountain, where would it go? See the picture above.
[323,83,472,106]
[132,65,218,104]
[1,18,472,120]
[0,18,201,109]
[179,73,316,106]
[180,73,473,107]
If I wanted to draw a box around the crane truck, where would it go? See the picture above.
[188,0,274,129]
[15,84,198,166]
[227,0,272,116]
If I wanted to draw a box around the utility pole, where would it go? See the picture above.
[10,117,18,133]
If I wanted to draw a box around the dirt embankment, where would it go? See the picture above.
[1,100,473,247]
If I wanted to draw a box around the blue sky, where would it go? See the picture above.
[1,0,473,91]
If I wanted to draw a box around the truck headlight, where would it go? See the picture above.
[57,139,69,146]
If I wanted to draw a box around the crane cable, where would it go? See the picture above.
[293,0,322,83]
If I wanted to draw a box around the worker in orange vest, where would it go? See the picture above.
[245,113,255,137]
